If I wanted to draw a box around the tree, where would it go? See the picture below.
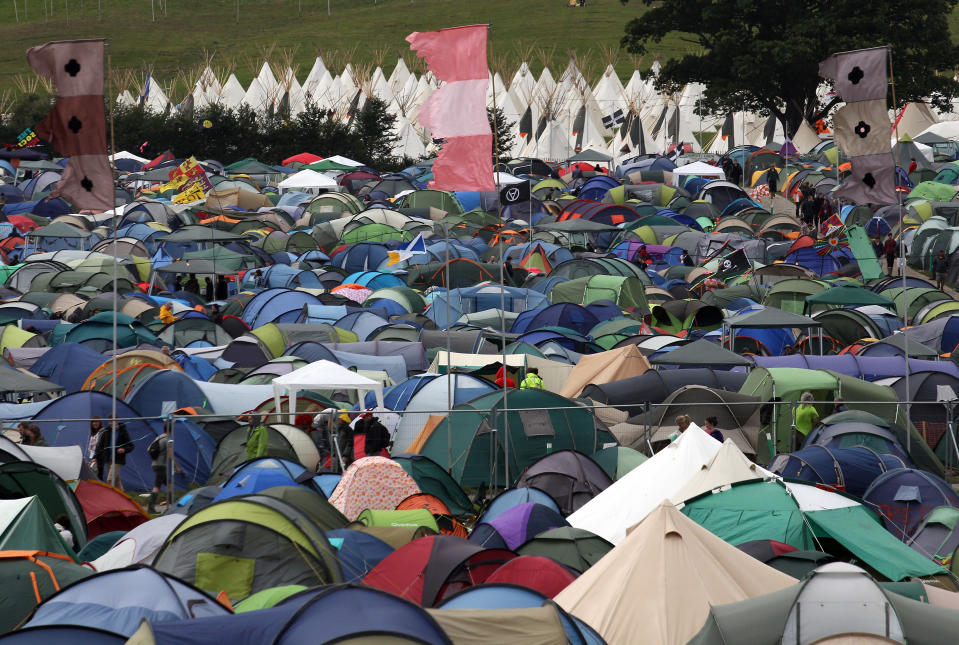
[349,96,399,168]
[488,107,515,164]
[620,0,959,137]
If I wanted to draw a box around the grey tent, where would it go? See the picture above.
[157,227,248,244]
[155,260,238,276]
[862,334,940,359]
[566,149,613,163]
[651,338,754,367]
[689,562,959,645]
[28,221,92,239]
[0,367,63,395]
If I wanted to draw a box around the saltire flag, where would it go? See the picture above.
[518,106,533,139]
[820,46,896,205]
[499,180,530,206]
[387,233,428,266]
[27,39,112,210]
[715,248,750,281]
[407,25,494,191]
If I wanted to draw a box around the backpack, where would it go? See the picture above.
[147,436,163,459]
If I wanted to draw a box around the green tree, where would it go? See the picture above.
[349,96,399,167]
[620,0,959,136]
[488,107,515,164]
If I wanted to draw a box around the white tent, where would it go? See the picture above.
[91,514,186,572]
[272,359,384,423]
[567,424,721,544]
[277,169,338,195]
[671,160,725,186]
[19,445,86,482]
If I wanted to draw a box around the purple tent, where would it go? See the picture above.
[748,355,959,381]
[469,502,568,550]
[779,139,798,155]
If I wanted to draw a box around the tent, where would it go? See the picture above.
[327,456,421,521]
[689,562,959,645]
[516,525,614,572]
[556,502,796,645]
[470,502,569,550]
[567,425,722,544]
[0,550,92,633]
[557,344,651,398]
[277,169,338,194]
[272,359,384,424]
[672,161,726,186]
[515,450,613,515]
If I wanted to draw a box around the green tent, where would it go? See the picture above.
[0,549,92,633]
[805,284,895,308]
[590,446,647,480]
[233,585,307,612]
[0,497,76,559]
[681,479,944,581]
[763,278,829,314]
[550,275,649,312]
[342,223,411,245]
[415,388,616,487]
[392,454,474,516]
[908,180,959,203]
[400,189,464,215]
[355,509,439,533]
[0,463,87,550]
[256,486,349,531]
[153,497,342,602]
[516,526,613,572]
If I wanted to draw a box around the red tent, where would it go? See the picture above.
[282,152,324,166]
[72,479,149,538]
[363,535,515,606]
[485,555,577,597]
[143,150,175,170]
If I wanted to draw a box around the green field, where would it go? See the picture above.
[0,0,698,104]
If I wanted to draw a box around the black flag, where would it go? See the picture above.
[500,181,531,206]
[602,109,625,129]
[716,248,750,281]
[518,106,532,139]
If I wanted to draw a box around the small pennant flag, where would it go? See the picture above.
[387,233,428,266]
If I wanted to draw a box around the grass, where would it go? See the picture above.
[0,0,702,103]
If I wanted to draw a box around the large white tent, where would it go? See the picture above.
[277,169,338,195]
[671,160,726,186]
[272,359,385,423]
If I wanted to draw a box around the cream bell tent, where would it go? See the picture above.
[555,501,796,645]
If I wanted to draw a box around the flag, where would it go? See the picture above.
[139,72,151,105]
[500,180,530,206]
[819,46,889,103]
[27,39,112,210]
[16,128,39,148]
[834,152,898,205]
[721,113,735,147]
[819,213,844,236]
[716,248,750,281]
[518,106,533,139]
[407,25,494,191]
[387,233,428,266]
[833,99,890,158]
[602,109,625,129]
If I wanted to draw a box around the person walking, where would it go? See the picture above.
[147,427,181,513]
[95,421,134,490]
[883,233,898,276]
[934,250,950,290]
[245,415,269,461]
[793,392,820,452]
[216,275,229,300]
[520,367,544,389]
[766,167,778,204]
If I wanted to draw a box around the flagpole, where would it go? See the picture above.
[107,40,119,488]
[888,47,910,452]
[488,24,509,490]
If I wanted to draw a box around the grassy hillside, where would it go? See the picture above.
[0,0,696,102]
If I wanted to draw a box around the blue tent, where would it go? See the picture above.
[23,567,228,637]
[326,528,395,581]
[342,271,404,289]
[469,502,569,550]
[331,242,391,273]
[29,343,106,392]
[126,370,208,417]
[480,487,561,523]
[31,391,158,490]
[511,303,600,336]
[137,585,451,645]
[437,584,607,645]
[769,445,906,497]
[172,352,218,381]
[213,458,317,502]
[260,265,323,289]
[241,288,322,327]
[863,468,959,540]
[0,626,126,644]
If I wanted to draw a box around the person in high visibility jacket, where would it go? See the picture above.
[520,367,544,389]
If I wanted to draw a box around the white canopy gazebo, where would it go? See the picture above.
[671,160,726,186]
[272,360,385,423]
[277,169,338,195]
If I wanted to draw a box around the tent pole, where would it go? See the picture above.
[444,222,452,469]
[107,41,119,489]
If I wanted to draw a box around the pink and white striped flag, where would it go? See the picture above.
[407,25,494,191]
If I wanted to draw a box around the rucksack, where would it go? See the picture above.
[147,436,163,459]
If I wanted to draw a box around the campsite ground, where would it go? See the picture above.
[0,0,688,99]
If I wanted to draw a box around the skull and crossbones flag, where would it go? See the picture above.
[27,39,113,210]
[819,46,896,205]
[716,248,750,281]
